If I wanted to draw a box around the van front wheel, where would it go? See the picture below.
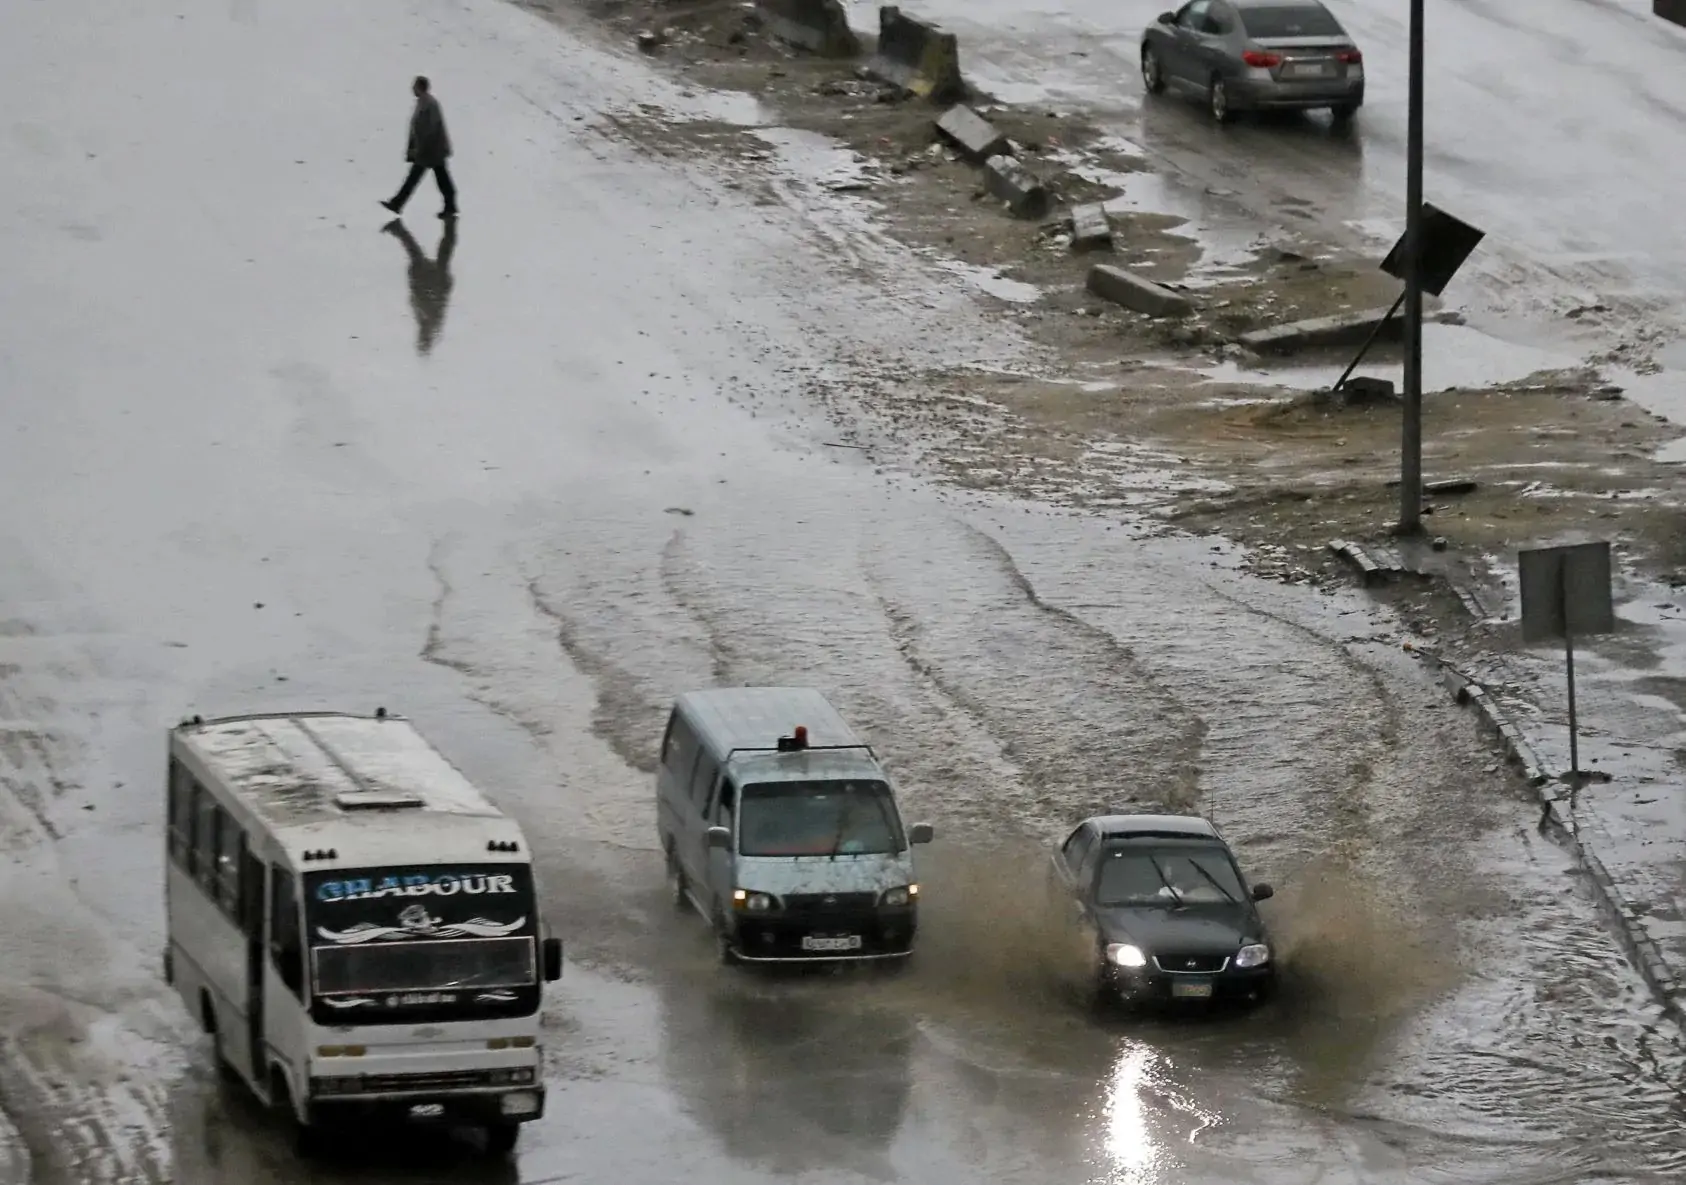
[665,847,689,913]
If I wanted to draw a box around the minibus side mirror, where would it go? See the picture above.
[706,825,732,850]
[542,936,564,981]
[1251,883,1274,902]
[908,822,934,845]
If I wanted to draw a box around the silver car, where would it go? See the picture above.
[1141,0,1364,124]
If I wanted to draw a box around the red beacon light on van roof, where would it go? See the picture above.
[776,726,810,752]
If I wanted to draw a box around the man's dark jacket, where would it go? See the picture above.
[407,94,452,166]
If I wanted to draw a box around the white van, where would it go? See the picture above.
[655,687,934,964]
[162,709,563,1156]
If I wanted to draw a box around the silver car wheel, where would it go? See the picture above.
[1210,78,1229,122]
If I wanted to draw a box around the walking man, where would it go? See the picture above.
[382,76,457,219]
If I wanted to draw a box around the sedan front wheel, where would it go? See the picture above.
[1141,46,1166,95]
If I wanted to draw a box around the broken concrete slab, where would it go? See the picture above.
[1085,264,1192,318]
[1069,203,1113,252]
[982,153,1049,219]
[935,104,1008,163]
[1332,376,1397,406]
[1657,0,1686,27]
[1239,306,1404,354]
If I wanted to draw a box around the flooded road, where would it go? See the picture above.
[2,0,1686,1183]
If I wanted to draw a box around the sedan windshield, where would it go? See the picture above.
[1238,5,1344,37]
[1095,846,1247,907]
[738,780,904,857]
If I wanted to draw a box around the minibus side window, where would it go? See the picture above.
[167,761,195,867]
[190,787,219,885]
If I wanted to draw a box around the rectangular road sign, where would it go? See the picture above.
[1518,541,1615,644]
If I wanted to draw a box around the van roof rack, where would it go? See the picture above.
[725,724,875,763]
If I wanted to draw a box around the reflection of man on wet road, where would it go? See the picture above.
[381,75,457,219]
[383,218,456,355]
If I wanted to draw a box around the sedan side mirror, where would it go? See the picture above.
[1158,10,1176,23]
[1251,883,1274,902]
[908,822,935,845]
[542,936,564,982]
[706,825,732,850]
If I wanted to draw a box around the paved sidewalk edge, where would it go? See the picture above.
[1419,647,1686,1025]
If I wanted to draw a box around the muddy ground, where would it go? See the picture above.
[520,0,1686,635]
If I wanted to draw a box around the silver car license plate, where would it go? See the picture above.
[802,935,863,952]
[1285,61,1330,78]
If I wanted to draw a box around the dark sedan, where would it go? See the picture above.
[1048,813,1277,1008]
[1141,0,1365,124]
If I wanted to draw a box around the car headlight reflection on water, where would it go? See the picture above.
[1235,943,1271,969]
[1106,943,1148,968]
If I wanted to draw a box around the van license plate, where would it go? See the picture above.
[802,935,863,952]
[409,1102,446,1120]
[1171,980,1214,999]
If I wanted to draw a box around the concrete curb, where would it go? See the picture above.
[935,104,1007,162]
[1085,264,1191,317]
[982,154,1049,219]
[1239,306,1403,354]
[1069,203,1113,252]
[1422,650,1686,1023]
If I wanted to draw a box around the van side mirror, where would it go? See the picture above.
[1251,883,1274,902]
[542,936,564,982]
[706,825,732,850]
[908,822,934,845]
[1158,10,1176,23]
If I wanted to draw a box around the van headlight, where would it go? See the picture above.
[880,885,917,908]
[733,889,776,912]
[1235,943,1271,968]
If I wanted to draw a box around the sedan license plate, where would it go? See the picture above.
[1284,61,1331,78]
[408,1102,446,1120]
[802,934,863,952]
[1171,979,1214,1000]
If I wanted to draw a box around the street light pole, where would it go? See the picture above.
[1398,0,1425,534]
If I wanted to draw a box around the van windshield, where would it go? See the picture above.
[738,780,905,857]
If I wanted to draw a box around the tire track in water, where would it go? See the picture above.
[862,519,1208,828]
[655,525,1026,831]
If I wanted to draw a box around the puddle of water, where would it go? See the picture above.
[928,258,1043,305]
[750,125,875,189]
[1046,138,1266,278]
[1199,323,1584,393]
[1606,367,1686,451]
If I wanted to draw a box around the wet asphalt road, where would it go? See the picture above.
[4,1,1686,1183]
[889,0,1686,362]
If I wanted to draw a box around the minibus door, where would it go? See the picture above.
[240,850,267,1078]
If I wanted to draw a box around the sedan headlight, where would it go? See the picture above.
[733,889,776,912]
[1106,943,1147,968]
[1235,943,1271,969]
[880,885,918,907]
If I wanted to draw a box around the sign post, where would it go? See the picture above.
[1518,541,1616,784]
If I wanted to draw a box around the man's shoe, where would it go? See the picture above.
[440,208,459,219]
[381,199,400,213]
